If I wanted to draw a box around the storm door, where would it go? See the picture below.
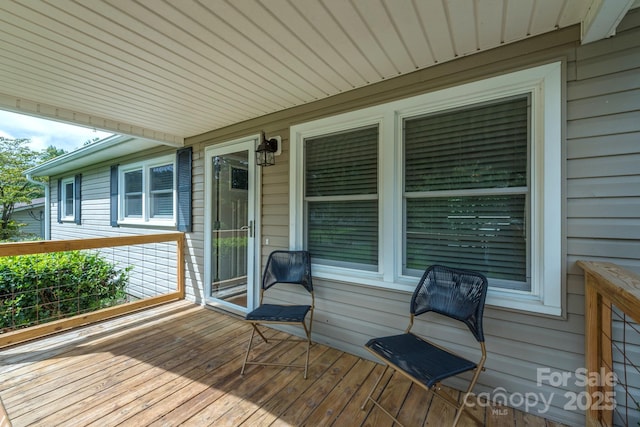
[205,138,258,313]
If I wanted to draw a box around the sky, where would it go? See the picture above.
[0,109,113,154]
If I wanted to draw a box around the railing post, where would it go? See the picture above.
[176,232,185,299]
[585,276,615,427]
[579,261,640,427]
[584,272,600,426]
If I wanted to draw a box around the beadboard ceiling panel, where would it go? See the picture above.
[0,0,636,144]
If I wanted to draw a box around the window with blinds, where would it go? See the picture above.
[403,95,530,290]
[119,155,176,224]
[305,125,379,270]
[149,164,174,218]
[124,169,143,218]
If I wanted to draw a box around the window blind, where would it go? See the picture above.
[124,169,143,217]
[404,96,530,288]
[305,125,378,268]
[149,164,173,218]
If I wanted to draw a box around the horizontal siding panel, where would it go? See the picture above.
[575,45,640,80]
[483,336,583,379]
[567,68,640,100]
[567,218,640,239]
[567,89,640,120]
[567,197,640,218]
[567,175,640,198]
[567,132,640,159]
[567,112,640,139]
[567,153,640,178]
[485,306,584,333]
[568,238,640,259]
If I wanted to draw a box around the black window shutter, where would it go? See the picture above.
[110,165,119,227]
[74,174,82,225]
[176,147,192,232]
[56,179,62,224]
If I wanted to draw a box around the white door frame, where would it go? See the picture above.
[204,134,261,315]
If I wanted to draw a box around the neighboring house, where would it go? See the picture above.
[22,8,640,427]
[11,197,45,239]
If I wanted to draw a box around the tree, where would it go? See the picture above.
[0,137,43,240]
[41,145,66,161]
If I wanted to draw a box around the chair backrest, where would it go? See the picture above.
[410,264,488,342]
[262,250,313,293]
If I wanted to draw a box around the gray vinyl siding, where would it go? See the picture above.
[567,9,640,426]
[49,150,180,300]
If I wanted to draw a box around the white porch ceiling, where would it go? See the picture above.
[0,0,637,145]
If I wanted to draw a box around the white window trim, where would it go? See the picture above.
[290,62,563,316]
[60,177,75,221]
[118,154,176,226]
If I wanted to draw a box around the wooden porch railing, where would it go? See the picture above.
[578,261,640,427]
[0,233,185,348]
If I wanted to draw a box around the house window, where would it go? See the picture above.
[118,155,175,225]
[124,169,143,218]
[403,95,530,291]
[290,62,562,315]
[58,174,81,224]
[61,177,75,220]
[305,125,379,271]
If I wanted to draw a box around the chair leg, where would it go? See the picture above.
[302,322,312,379]
[361,364,389,410]
[452,366,484,427]
[240,326,257,376]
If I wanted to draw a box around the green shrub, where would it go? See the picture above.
[0,251,130,332]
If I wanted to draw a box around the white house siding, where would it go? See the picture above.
[49,149,180,300]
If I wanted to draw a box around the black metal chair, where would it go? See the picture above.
[241,250,314,379]
[362,264,489,427]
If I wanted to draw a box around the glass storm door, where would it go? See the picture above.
[205,140,257,312]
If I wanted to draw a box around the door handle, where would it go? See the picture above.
[240,221,254,237]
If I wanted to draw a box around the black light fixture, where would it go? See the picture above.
[256,132,280,167]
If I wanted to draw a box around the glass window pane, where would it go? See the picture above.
[405,96,529,192]
[124,169,142,217]
[125,195,142,217]
[405,195,527,285]
[150,193,173,218]
[64,182,74,217]
[307,200,378,270]
[306,126,378,196]
[150,164,174,218]
[404,96,530,290]
[150,164,173,191]
[125,170,142,193]
[305,125,379,269]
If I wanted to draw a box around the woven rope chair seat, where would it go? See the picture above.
[366,333,476,388]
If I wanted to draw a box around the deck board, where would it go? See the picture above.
[0,301,568,427]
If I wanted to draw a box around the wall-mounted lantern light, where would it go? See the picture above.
[256,132,281,167]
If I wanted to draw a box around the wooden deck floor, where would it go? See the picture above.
[0,301,567,427]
